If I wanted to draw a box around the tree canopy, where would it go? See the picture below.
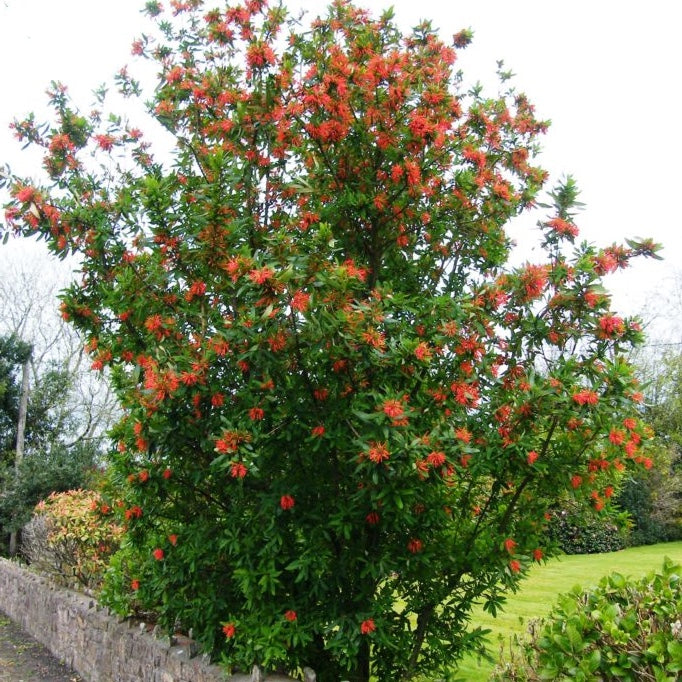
[1,1,660,679]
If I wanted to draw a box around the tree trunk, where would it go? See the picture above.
[9,358,30,557]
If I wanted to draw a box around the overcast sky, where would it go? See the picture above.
[1,0,681,340]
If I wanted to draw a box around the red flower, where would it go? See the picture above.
[365,511,380,525]
[598,314,625,338]
[166,65,184,83]
[504,538,517,554]
[623,417,637,431]
[94,134,115,151]
[280,495,295,510]
[248,266,274,285]
[291,290,310,312]
[609,429,625,445]
[407,538,423,554]
[527,450,539,465]
[311,425,325,437]
[215,439,231,453]
[131,579,140,591]
[382,399,404,419]
[360,618,376,635]
[246,42,276,69]
[267,331,288,353]
[138,470,149,483]
[153,548,164,561]
[427,451,446,468]
[249,407,265,420]
[186,280,206,300]
[15,186,36,203]
[571,474,582,489]
[584,290,600,308]
[284,610,297,622]
[408,113,433,139]
[168,534,178,546]
[216,430,241,453]
[230,462,248,479]
[519,264,548,300]
[546,217,579,238]
[533,548,543,562]
[162,468,172,479]
[454,427,471,443]
[362,329,385,350]
[180,371,199,386]
[509,559,521,573]
[572,389,599,406]
[367,442,390,463]
[222,623,236,638]
[125,505,143,521]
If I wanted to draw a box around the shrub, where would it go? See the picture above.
[22,489,122,590]
[492,558,682,681]
[548,502,629,554]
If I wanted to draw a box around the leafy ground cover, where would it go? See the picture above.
[453,541,682,681]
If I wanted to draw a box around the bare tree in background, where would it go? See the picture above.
[0,241,119,449]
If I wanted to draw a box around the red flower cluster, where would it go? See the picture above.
[367,442,390,464]
[598,314,625,338]
[407,538,423,554]
[545,217,579,238]
[572,389,599,406]
[360,618,376,635]
[280,495,295,510]
[503,538,517,554]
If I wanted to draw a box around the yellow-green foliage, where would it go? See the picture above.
[24,489,122,590]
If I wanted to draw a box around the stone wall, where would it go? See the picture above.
[0,558,310,682]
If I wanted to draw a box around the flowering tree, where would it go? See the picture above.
[1,1,660,679]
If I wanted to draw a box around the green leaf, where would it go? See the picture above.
[587,648,601,672]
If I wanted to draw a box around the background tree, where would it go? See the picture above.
[616,350,682,544]
[0,333,103,552]
[0,251,118,552]
[0,248,118,446]
[1,1,660,680]
[0,334,31,457]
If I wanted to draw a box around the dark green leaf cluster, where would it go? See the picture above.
[548,502,628,555]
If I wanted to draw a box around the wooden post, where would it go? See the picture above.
[9,358,30,557]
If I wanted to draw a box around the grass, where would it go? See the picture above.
[451,541,682,681]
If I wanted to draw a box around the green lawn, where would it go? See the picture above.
[451,541,682,681]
